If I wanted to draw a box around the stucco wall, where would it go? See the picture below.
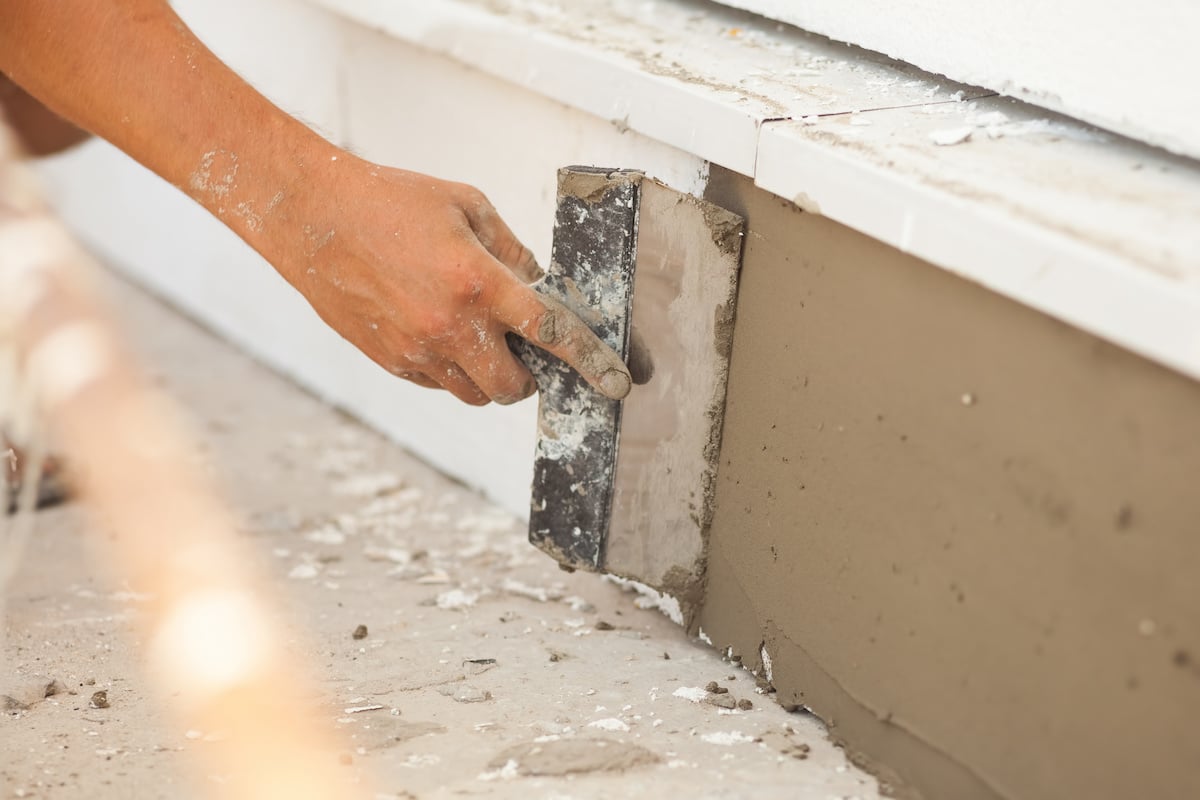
[700,166,1200,800]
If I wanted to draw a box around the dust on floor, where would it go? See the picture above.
[1,272,881,800]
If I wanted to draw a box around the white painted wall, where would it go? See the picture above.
[36,0,707,516]
[713,0,1200,160]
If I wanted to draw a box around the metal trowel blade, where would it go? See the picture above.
[514,166,744,609]
[511,166,642,571]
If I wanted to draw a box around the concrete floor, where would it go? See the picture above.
[1,271,881,800]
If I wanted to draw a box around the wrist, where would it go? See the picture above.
[187,115,343,281]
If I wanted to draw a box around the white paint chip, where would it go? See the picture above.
[588,717,631,732]
[606,576,684,625]
[332,472,403,498]
[930,126,973,146]
[477,759,519,782]
[436,589,479,610]
[701,731,756,745]
[288,563,320,580]
[673,686,708,703]
[501,578,559,602]
[305,527,345,545]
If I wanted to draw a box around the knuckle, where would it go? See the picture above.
[446,257,494,305]
[532,305,558,344]
[421,309,457,341]
[454,276,487,306]
[453,183,488,209]
[463,185,489,207]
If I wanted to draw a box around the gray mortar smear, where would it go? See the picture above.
[593,179,745,625]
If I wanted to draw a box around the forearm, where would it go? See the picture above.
[0,1,633,406]
[0,0,332,278]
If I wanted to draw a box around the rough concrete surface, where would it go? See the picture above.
[1,271,881,800]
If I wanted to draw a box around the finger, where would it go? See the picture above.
[461,193,543,283]
[455,328,537,405]
[431,360,490,406]
[495,286,632,400]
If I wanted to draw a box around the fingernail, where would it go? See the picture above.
[600,369,631,399]
[537,311,558,344]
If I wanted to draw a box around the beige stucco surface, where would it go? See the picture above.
[699,168,1200,800]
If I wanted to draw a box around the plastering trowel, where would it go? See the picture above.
[511,167,744,617]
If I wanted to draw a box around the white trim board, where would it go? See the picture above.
[712,0,1200,162]
[301,0,987,175]
[306,0,1200,383]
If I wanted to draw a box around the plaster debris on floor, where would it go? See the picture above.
[1,273,882,799]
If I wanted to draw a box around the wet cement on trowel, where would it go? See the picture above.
[599,179,743,622]
[699,166,1200,800]
[528,170,745,624]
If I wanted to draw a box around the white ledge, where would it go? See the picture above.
[306,0,1200,382]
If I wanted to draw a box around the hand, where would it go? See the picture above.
[271,155,632,406]
[2,2,632,407]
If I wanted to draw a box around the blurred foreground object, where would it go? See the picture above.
[0,117,365,800]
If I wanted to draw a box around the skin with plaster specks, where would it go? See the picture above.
[0,0,631,406]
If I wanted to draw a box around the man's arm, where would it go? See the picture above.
[0,0,632,405]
